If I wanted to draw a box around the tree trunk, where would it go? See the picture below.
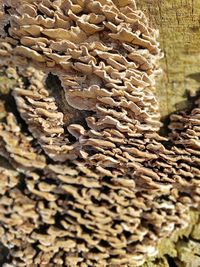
[136,1,200,266]
[137,0,200,118]
[0,1,200,266]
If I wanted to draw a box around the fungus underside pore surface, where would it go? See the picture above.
[0,0,199,266]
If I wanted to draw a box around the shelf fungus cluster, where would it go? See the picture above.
[0,0,199,266]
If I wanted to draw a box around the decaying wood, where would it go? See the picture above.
[137,0,200,117]
[136,1,200,266]
[0,1,199,266]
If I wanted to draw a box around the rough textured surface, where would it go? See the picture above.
[0,0,163,165]
[136,0,200,117]
[0,0,199,266]
[143,211,200,267]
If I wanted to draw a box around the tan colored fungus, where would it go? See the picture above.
[0,0,162,168]
[0,110,46,171]
[13,68,77,162]
[0,0,199,266]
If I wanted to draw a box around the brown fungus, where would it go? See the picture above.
[0,0,199,266]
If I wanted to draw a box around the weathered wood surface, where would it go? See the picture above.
[0,2,200,266]
[136,2,200,266]
[137,0,200,118]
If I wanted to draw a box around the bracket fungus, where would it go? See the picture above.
[0,0,199,266]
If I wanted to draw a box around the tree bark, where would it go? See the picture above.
[0,1,200,266]
[136,1,200,266]
[137,0,200,118]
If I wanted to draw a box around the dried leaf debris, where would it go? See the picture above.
[0,0,199,266]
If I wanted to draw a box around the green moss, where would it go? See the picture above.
[176,239,200,264]
[0,76,16,95]
[191,216,200,240]
[143,211,200,267]
[0,68,17,95]
[143,258,169,267]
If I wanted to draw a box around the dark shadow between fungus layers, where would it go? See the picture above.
[0,0,199,266]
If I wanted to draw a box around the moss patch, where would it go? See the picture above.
[143,211,200,267]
